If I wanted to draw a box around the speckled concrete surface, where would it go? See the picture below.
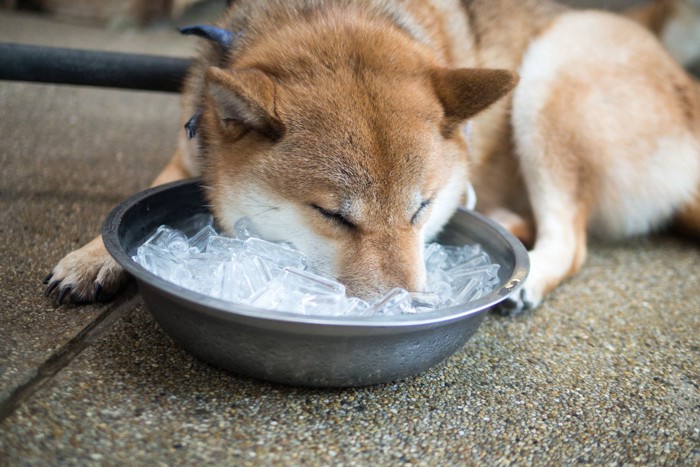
[1,6,699,466]
[2,237,699,465]
[0,12,189,404]
[0,82,181,400]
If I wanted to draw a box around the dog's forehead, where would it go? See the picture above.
[279,66,440,122]
[285,82,440,156]
[280,116,438,186]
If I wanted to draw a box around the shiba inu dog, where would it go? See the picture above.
[46,0,700,313]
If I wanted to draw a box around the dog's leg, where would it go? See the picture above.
[485,208,535,249]
[497,122,589,313]
[502,11,700,312]
[674,186,700,238]
[45,144,193,304]
[510,167,589,312]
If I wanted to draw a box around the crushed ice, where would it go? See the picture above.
[132,215,500,317]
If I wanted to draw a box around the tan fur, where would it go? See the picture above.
[48,0,700,310]
[627,0,700,67]
[626,0,677,34]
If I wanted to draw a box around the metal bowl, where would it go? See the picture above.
[103,179,529,387]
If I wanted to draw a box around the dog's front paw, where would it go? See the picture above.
[45,236,127,304]
[494,282,541,316]
[495,289,533,316]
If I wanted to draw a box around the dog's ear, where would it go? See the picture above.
[432,68,519,128]
[204,66,284,140]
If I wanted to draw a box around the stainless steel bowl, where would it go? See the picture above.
[103,179,529,387]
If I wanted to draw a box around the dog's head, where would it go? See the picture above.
[197,26,516,299]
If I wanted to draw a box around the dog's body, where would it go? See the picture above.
[48,0,700,311]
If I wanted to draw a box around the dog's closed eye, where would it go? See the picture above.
[411,199,432,225]
[310,204,356,229]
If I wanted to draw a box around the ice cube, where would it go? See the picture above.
[220,260,257,302]
[449,263,500,281]
[275,268,347,316]
[409,292,440,309]
[243,237,307,270]
[234,217,260,241]
[206,236,244,259]
[371,288,415,316]
[426,267,452,288]
[424,243,448,271]
[300,293,349,316]
[143,225,190,257]
[277,269,347,315]
[460,245,492,269]
[280,268,346,296]
[447,264,500,296]
[185,212,215,236]
[236,253,275,297]
[135,243,190,284]
[344,297,372,316]
[143,225,171,246]
[189,225,218,253]
[248,281,306,313]
[187,256,226,296]
[431,280,453,306]
[452,277,482,303]
[246,269,348,316]
[442,244,489,269]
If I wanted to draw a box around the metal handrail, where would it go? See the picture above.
[0,43,191,92]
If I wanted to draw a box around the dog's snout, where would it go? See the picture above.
[339,241,427,301]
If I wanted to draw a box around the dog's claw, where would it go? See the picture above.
[45,280,60,297]
[94,282,103,301]
[57,285,71,304]
[42,273,53,285]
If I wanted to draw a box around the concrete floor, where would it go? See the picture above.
[1,5,699,465]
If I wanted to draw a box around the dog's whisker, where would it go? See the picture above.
[250,207,279,219]
[242,203,278,210]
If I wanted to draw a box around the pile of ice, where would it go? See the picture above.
[132,215,500,317]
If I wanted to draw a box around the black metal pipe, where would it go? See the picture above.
[0,43,192,93]
[4,42,698,94]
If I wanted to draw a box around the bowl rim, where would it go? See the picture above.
[103,179,529,328]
